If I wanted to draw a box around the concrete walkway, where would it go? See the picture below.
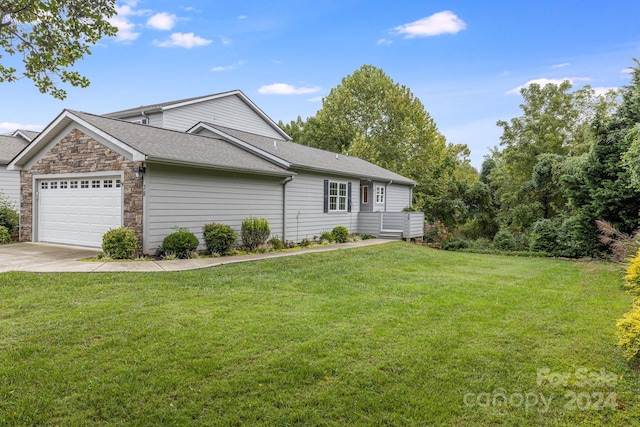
[0,239,393,273]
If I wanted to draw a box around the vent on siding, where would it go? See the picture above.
[132,118,148,125]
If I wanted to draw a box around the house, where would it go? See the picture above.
[0,131,34,208]
[8,91,423,254]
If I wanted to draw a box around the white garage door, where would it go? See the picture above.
[38,177,123,247]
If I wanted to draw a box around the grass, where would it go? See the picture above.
[1,242,639,425]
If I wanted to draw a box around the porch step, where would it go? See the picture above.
[378,229,403,240]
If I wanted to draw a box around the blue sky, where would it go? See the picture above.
[1,0,639,168]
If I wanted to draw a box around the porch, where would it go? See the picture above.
[358,212,424,240]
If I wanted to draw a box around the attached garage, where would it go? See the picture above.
[36,175,123,247]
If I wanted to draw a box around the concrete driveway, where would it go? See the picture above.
[0,242,101,273]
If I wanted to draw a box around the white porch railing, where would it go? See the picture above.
[358,212,424,239]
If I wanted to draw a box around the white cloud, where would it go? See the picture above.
[621,68,634,75]
[220,37,232,45]
[552,62,570,69]
[147,12,176,30]
[393,11,466,38]
[238,15,247,20]
[258,83,322,95]
[154,32,212,48]
[0,122,41,133]
[211,60,246,72]
[592,87,618,96]
[506,77,591,94]
[307,96,323,102]
[108,15,140,42]
[377,38,392,46]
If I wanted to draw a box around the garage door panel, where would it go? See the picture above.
[38,177,122,247]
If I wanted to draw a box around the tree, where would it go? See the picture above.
[0,0,117,99]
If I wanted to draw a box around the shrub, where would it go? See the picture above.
[203,222,237,255]
[241,217,270,250]
[0,191,19,234]
[442,238,469,251]
[102,227,138,259]
[597,220,640,262]
[0,225,10,244]
[617,302,640,363]
[268,236,284,250]
[625,248,640,295]
[332,226,349,243]
[162,228,199,259]
[300,238,311,247]
[320,231,334,243]
[493,228,516,251]
[424,220,450,245]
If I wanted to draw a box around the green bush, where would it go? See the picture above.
[493,228,516,251]
[102,227,138,259]
[241,217,270,250]
[442,238,469,251]
[203,222,237,255]
[617,302,640,363]
[625,248,640,295]
[531,219,558,253]
[300,238,312,247]
[162,228,199,259]
[268,236,284,250]
[320,231,334,243]
[0,191,19,234]
[332,226,349,243]
[0,225,11,244]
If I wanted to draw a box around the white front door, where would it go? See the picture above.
[37,176,122,247]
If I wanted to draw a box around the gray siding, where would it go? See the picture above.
[144,164,283,253]
[0,166,20,209]
[358,212,381,236]
[163,96,284,138]
[386,183,412,212]
[284,172,359,241]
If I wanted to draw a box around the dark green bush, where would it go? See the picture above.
[203,222,237,255]
[320,231,334,243]
[424,220,450,244]
[102,227,138,259]
[241,217,270,250]
[300,238,312,247]
[268,236,284,250]
[442,238,470,251]
[162,228,199,259]
[332,226,349,243]
[493,229,516,251]
[0,192,19,233]
[0,225,11,244]
[531,219,558,253]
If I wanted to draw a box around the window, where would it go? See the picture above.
[81,180,89,189]
[115,179,122,188]
[41,181,49,190]
[362,186,369,204]
[92,180,101,188]
[103,179,113,188]
[50,181,58,189]
[376,186,385,204]
[329,181,348,212]
[60,181,68,189]
[70,181,78,189]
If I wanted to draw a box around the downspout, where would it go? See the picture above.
[281,176,294,241]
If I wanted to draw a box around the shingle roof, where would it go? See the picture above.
[70,111,293,177]
[13,130,39,141]
[0,135,29,164]
[201,123,417,185]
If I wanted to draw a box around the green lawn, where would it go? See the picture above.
[1,242,639,426]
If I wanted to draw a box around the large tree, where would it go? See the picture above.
[280,64,469,221]
[0,0,117,99]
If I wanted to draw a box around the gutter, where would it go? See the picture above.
[281,176,294,240]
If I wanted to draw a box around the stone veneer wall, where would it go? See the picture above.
[20,128,144,247]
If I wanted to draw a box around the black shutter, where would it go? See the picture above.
[323,179,329,213]
[347,182,352,212]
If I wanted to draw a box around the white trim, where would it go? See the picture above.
[328,180,348,213]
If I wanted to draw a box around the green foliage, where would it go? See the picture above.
[162,228,199,259]
[331,226,349,244]
[402,205,420,212]
[300,238,311,248]
[267,236,284,250]
[202,223,237,255]
[441,238,469,251]
[319,231,334,243]
[530,219,558,253]
[102,227,138,260]
[0,225,10,244]
[423,220,450,244]
[241,217,271,250]
[617,302,640,363]
[492,229,516,251]
[0,0,118,99]
[0,191,18,233]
